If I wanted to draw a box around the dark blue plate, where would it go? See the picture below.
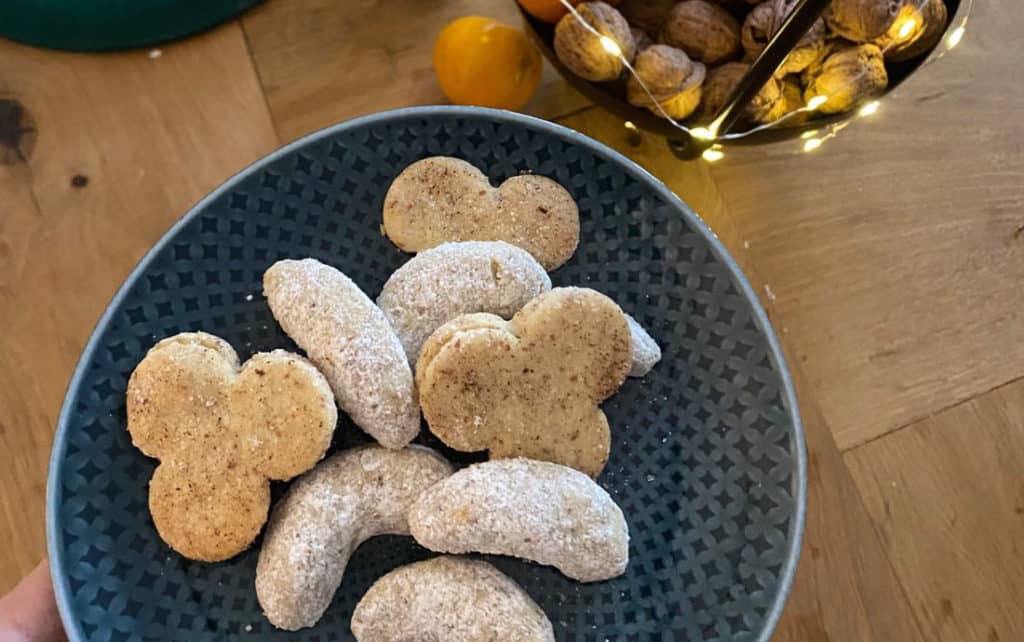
[47,106,805,642]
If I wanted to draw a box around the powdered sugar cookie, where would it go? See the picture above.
[264,259,419,448]
[377,241,551,363]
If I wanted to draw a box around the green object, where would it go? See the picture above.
[0,0,262,51]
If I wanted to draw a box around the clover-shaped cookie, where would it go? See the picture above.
[415,287,631,477]
[382,156,580,270]
[126,332,337,561]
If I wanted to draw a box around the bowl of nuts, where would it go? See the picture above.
[518,0,964,155]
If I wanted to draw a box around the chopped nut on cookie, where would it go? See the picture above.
[415,287,632,477]
[126,332,337,562]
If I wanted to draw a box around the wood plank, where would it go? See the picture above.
[771,356,925,642]
[0,23,279,593]
[707,0,1024,449]
[844,377,1024,642]
[241,0,590,141]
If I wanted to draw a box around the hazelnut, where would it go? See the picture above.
[700,61,782,123]
[803,43,888,113]
[555,2,636,82]
[826,0,903,42]
[742,1,825,76]
[873,0,948,62]
[620,0,677,34]
[659,0,742,65]
[627,44,707,119]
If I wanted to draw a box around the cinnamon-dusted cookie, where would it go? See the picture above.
[382,156,580,270]
[126,332,336,562]
[409,459,630,582]
[351,556,554,642]
[264,258,419,448]
[256,445,453,630]
[377,241,551,363]
[415,287,631,477]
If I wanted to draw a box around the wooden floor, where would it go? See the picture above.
[1,1,1022,640]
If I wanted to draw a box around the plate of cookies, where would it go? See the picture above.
[47,106,806,642]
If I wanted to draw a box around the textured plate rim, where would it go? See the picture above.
[46,105,807,642]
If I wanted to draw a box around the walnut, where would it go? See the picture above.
[620,0,676,34]
[803,43,888,113]
[627,44,707,119]
[699,61,782,123]
[555,2,636,82]
[825,0,903,42]
[762,76,808,123]
[659,0,742,65]
[873,0,948,62]
[630,26,654,55]
[742,1,825,76]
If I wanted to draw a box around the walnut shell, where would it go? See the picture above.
[620,0,677,34]
[763,76,808,123]
[627,44,707,119]
[826,0,903,42]
[699,61,782,123]
[803,43,888,114]
[742,1,825,76]
[630,26,654,55]
[555,2,636,82]
[873,0,948,62]
[659,0,742,65]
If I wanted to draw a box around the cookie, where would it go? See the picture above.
[415,287,631,477]
[264,258,419,449]
[126,332,336,561]
[626,313,662,377]
[409,459,630,582]
[256,445,453,630]
[382,156,580,270]
[377,241,551,363]
[351,556,555,642]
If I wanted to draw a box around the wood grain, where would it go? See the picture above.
[241,0,590,141]
[0,23,279,593]
[770,348,925,642]
[845,377,1024,642]
[708,0,1024,449]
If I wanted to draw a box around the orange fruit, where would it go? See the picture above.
[433,17,542,111]
[517,0,580,24]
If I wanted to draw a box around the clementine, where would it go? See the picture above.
[433,16,542,111]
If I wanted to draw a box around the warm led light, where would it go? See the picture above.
[897,18,918,40]
[807,95,828,110]
[947,26,965,49]
[801,130,819,139]
[690,127,715,141]
[624,120,637,131]
[803,138,823,152]
[859,101,880,116]
[702,148,724,162]
[600,36,622,56]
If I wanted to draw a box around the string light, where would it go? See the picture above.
[946,25,965,48]
[554,0,971,158]
[859,101,880,117]
[701,148,725,162]
[806,95,828,110]
[898,18,919,40]
[600,36,622,56]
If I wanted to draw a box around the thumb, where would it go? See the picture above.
[0,561,66,642]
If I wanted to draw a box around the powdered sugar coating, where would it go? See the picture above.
[626,313,662,377]
[256,445,453,630]
[377,241,551,363]
[351,556,554,642]
[263,258,419,448]
[409,459,629,583]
